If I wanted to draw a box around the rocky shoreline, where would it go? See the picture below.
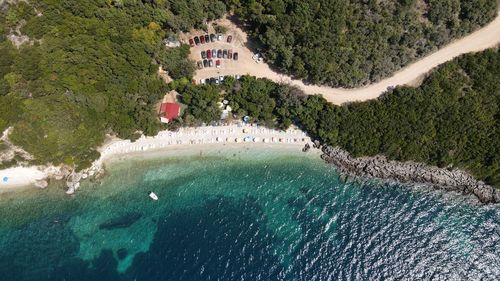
[31,160,105,194]
[320,145,500,204]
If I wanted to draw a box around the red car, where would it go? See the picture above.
[228,49,233,59]
[189,38,195,47]
[200,35,205,44]
[227,35,233,43]
[216,60,221,68]
[207,49,212,59]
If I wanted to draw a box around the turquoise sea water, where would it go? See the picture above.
[0,147,498,280]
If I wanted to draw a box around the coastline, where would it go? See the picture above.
[1,125,498,204]
[0,124,312,192]
[321,146,500,204]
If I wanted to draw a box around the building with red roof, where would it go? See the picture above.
[159,102,180,123]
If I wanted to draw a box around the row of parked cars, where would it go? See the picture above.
[200,75,242,85]
[200,49,238,60]
[197,59,221,69]
[189,34,233,46]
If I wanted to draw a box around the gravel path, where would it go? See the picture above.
[190,11,500,105]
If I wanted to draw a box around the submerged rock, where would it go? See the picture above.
[117,248,128,260]
[321,145,499,204]
[34,180,48,189]
[99,212,143,230]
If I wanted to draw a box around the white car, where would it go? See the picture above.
[218,34,224,41]
[219,76,224,82]
[200,78,206,85]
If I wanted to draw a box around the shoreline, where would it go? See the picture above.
[321,146,500,204]
[1,125,498,204]
[0,124,312,191]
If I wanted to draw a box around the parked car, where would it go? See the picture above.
[223,49,228,59]
[214,77,220,85]
[206,49,212,59]
[210,33,216,42]
[201,35,206,44]
[194,36,200,45]
[189,38,195,47]
[208,59,213,67]
[201,51,206,59]
[200,78,206,84]
[216,60,221,68]
[235,75,241,80]
[217,34,223,41]
[227,35,232,43]
[219,76,224,82]
[233,52,239,60]
[217,49,222,58]
[197,61,203,69]
[210,77,216,84]
[203,59,208,67]
[212,49,216,58]
[204,34,210,43]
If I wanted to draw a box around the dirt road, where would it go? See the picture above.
[190,11,500,105]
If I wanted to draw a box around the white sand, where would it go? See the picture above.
[0,167,46,189]
[0,124,311,189]
[100,124,310,161]
[192,10,500,105]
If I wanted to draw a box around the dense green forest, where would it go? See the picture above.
[173,49,499,186]
[0,0,227,169]
[0,1,498,188]
[227,0,498,87]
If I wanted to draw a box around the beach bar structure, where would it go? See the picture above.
[159,102,180,123]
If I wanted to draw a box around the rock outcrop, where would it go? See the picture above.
[321,146,500,204]
[34,158,105,194]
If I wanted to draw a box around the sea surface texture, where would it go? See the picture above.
[0,148,498,281]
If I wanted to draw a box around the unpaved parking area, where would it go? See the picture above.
[184,18,276,83]
[182,12,500,105]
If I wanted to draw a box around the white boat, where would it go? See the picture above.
[149,192,158,201]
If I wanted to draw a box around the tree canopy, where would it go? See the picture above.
[228,0,498,87]
[0,0,497,188]
[0,0,225,169]
[175,49,500,187]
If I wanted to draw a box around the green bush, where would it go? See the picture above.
[229,0,498,87]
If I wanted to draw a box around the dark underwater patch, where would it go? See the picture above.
[99,212,142,230]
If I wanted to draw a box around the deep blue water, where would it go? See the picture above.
[0,148,498,280]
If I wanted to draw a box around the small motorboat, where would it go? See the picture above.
[149,192,158,201]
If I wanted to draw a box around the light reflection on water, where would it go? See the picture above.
[0,147,498,280]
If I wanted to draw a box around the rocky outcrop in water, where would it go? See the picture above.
[321,146,500,204]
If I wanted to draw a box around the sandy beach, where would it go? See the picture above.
[100,124,309,159]
[3,10,499,191]
[0,167,46,189]
[0,124,311,190]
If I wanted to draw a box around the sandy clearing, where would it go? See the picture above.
[190,11,500,105]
